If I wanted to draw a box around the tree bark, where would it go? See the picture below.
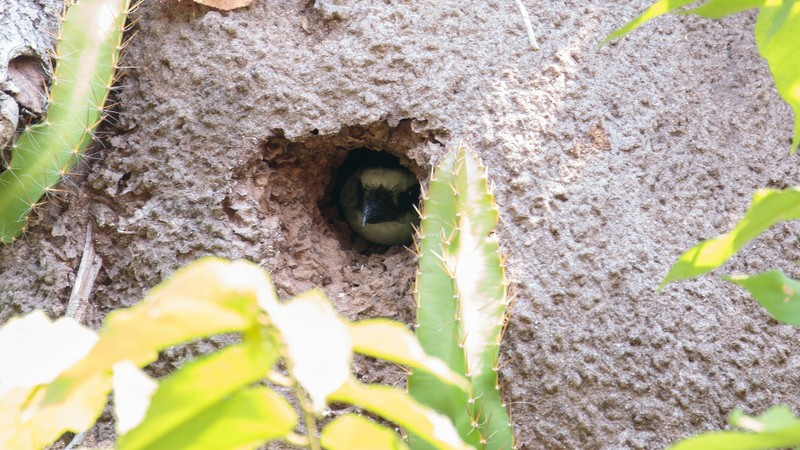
[0,0,59,149]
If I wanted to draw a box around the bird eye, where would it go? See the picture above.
[398,185,420,210]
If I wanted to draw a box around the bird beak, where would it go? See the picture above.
[361,201,372,228]
[360,189,394,227]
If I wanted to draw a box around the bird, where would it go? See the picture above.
[337,156,420,246]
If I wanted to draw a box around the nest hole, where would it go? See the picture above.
[256,119,444,324]
[261,119,439,257]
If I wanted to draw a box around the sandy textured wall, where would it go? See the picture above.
[1,0,800,448]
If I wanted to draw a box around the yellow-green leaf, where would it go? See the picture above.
[321,414,409,450]
[329,378,473,450]
[602,0,697,44]
[190,0,253,11]
[119,341,279,450]
[129,386,295,450]
[35,258,273,446]
[725,270,800,326]
[682,0,765,18]
[113,362,158,435]
[0,311,99,450]
[606,0,799,151]
[660,188,800,289]
[670,406,800,449]
[603,0,765,42]
[348,319,467,391]
[4,371,111,450]
[0,311,97,393]
[755,0,800,151]
[68,258,270,378]
[267,290,352,412]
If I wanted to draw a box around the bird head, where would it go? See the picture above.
[356,167,420,228]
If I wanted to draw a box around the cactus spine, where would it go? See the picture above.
[409,143,514,449]
[0,0,131,244]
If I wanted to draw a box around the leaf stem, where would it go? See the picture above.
[284,432,310,448]
[290,374,322,450]
[276,340,322,450]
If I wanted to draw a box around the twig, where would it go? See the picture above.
[65,223,103,323]
[62,223,103,450]
[514,0,540,51]
[64,431,86,450]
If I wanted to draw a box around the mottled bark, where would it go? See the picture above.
[0,0,59,148]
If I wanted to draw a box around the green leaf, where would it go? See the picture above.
[725,270,800,325]
[119,340,281,450]
[731,405,800,432]
[682,0,765,18]
[602,0,697,44]
[669,406,800,449]
[348,319,467,391]
[755,1,800,151]
[603,0,764,44]
[660,188,800,289]
[126,386,295,450]
[321,414,409,450]
[329,378,473,450]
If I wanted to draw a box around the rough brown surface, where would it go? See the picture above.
[2,1,800,449]
[0,0,58,148]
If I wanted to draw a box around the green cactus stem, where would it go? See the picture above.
[409,143,514,449]
[0,0,132,244]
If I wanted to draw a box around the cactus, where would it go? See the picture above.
[409,143,514,449]
[0,0,132,244]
